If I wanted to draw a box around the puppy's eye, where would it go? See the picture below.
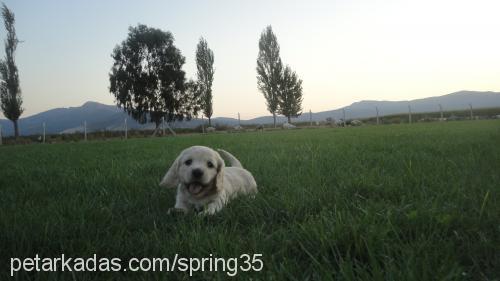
[207,161,214,168]
[184,159,192,166]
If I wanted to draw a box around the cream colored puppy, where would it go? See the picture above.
[159,146,257,215]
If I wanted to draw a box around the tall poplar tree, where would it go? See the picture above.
[257,25,282,128]
[0,3,23,139]
[196,37,215,126]
[278,65,303,123]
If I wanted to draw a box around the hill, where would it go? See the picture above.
[1,91,500,136]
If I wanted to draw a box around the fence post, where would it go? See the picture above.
[376,107,379,125]
[124,118,127,139]
[439,104,443,119]
[238,112,241,126]
[43,122,46,143]
[342,108,346,127]
[162,117,166,136]
[309,109,312,126]
[469,104,473,120]
[408,105,412,124]
[201,115,205,134]
[165,122,176,136]
[84,121,87,141]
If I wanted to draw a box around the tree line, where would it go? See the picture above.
[257,26,303,126]
[109,24,303,130]
[0,2,303,138]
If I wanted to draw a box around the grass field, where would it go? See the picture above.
[1,120,499,280]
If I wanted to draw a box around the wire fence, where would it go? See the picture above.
[1,104,500,145]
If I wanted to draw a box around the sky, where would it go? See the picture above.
[2,0,500,119]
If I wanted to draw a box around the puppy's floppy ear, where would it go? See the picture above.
[215,151,226,190]
[159,153,182,188]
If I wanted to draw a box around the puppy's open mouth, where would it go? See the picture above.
[187,182,207,195]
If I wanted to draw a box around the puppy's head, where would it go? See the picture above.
[159,146,225,197]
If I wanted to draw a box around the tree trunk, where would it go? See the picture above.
[13,119,19,140]
[208,117,211,127]
[273,113,276,128]
[287,116,291,123]
[152,123,159,136]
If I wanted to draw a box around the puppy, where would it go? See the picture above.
[159,146,257,215]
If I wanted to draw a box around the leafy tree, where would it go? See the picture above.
[257,25,283,128]
[183,78,203,116]
[278,65,303,123]
[109,24,199,134]
[0,3,23,139]
[196,37,215,126]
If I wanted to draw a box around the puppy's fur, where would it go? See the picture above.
[159,146,257,215]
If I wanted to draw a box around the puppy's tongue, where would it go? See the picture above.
[188,183,203,195]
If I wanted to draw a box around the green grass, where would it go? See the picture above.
[1,120,499,280]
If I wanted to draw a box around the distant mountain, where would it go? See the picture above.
[0,101,239,136]
[1,91,500,136]
[301,90,500,122]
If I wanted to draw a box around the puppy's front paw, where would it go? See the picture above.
[198,206,218,216]
[198,210,212,216]
[167,208,188,215]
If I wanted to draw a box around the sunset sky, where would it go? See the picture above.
[2,0,500,119]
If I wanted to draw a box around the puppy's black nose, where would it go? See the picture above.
[192,169,203,179]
